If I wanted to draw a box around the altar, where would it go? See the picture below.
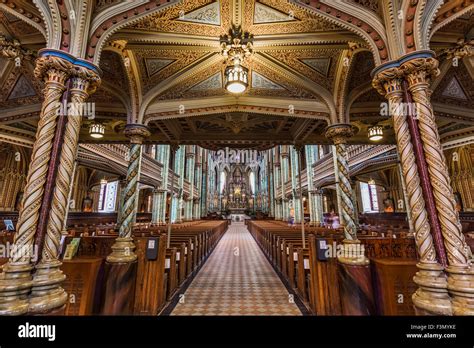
[230,213,246,222]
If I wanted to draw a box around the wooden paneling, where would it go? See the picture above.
[62,257,103,315]
[371,258,418,315]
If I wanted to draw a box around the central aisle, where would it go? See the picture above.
[170,221,302,315]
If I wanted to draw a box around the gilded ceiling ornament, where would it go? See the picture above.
[253,2,296,24]
[129,0,231,37]
[442,38,474,61]
[325,123,354,145]
[244,0,340,35]
[0,35,35,61]
[251,71,283,89]
[190,72,223,91]
[177,1,221,25]
[124,124,152,144]
[263,48,340,90]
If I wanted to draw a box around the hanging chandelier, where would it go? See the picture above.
[368,124,383,141]
[220,25,253,94]
[89,122,105,139]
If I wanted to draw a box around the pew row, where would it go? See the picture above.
[59,220,229,315]
[246,220,418,316]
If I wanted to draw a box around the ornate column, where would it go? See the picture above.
[397,161,414,233]
[115,178,126,223]
[0,55,72,315]
[184,146,195,221]
[280,146,290,221]
[61,160,78,236]
[252,167,258,213]
[194,148,202,220]
[158,145,170,224]
[29,65,100,314]
[172,145,185,223]
[208,160,214,212]
[200,149,208,217]
[326,124,372,315]
[401,57,474,315]
[217,164,222,212]
[325,124,366,263]
[373,68,451,315]
[305,145,322,225]
[268,152,275,218]
[102,124,150,315]
[108,125,150,263]
[295,144,306,248]
[290,146,301,223]
[273,150,282,220]
[151,188,161,224]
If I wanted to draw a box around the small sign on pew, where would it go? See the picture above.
[146,237,159,260]
[316,239,329,261]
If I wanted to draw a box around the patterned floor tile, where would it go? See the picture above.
[171,222,302,316]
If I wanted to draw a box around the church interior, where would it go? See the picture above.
[0,0,473,320]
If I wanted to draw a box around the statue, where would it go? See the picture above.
[383,196,394,213]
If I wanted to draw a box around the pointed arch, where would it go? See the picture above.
[291,0,389,65]
[87,0,181,64]
[0,1,47,42]
[429,1,474,43]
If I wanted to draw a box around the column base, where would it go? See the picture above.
[106,237,137,263]
[29,259,68,314]
[0,262,33,315]
[412,262,452,315]
[101,260,137,315]
[338,261,376,315]
[447,265,474,315]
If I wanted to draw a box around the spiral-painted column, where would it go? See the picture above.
[290,146,301,223]
[107,125,150,263]
[373,68,451,315]
[401,57,473,315]
[326,124,367,265]
[268,151,275,218]
[200,149,208,217]
[194,148,202,219]
[273,155,282,220]
[305,145,322,225]
[0,55,72,315]
[171,146,185,223]
[280,146,290,221]
[29,65,100,314]
[325,126,357,239]
[208,159,215,212]
[151,188,161,224]
[158,145,170,224]
[184,146,195,221]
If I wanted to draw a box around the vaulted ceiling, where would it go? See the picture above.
[0,0,473,151]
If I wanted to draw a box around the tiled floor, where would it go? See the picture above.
[171,221,302,316]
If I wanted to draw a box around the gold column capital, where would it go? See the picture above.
[124,124,151,144]
[372,66,404,96]
[34,55,73,85]
[70,66,101,97]
[400,57,440,89]
[325,123,354,145]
